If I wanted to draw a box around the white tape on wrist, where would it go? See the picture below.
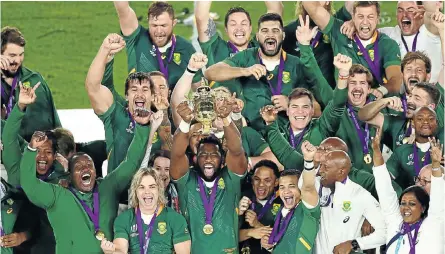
[377,86,388,96]
[304,160,314,170]
[231,112,243,121]
[27,145,37,152]
[178,120,191,133]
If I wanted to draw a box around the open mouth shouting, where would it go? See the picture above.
[359,25,372,36]
[134,98,146,109]
[283,194,295,208]
[141,195,155,207]
[350,88,365,102]
[256,187,267,198]
[408,77,419,87]
[407,102,417,113]
[80,171,92,186]
[36,160,49,174]
[401,18,412,32]
[233,31,246,40]
[264,38,277,51]
[203,163,215,178]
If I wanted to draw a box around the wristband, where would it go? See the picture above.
[231,112,243,121]
[178,120,191,133]
[376,86,388,96]
[27,145,37,152]
[304,160,314,170]
[222,116,232,127]
[186,67,197,74]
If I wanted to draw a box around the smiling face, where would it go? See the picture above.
[153,156,170,188]
[403,59,430,93]
[397,1,423,36]
[353,5,379,40]
[151,74,169,99]
[252,166,278,200]
[287,96,314,131]
[279,175,300,209]
[348,73,371,107]
[148,12,176,47]
[257,20,284,57]
[416,166,432,194]
[35,140,55,176]
[399,192,423,224]
[225,11,252,47]
[197,143,222,181]
[71,154,96,193]
[413,107,437,138]
[126,79,152,115]
[1,43,24,77]
[137,175,160,212]
[406,87,435,118]
[318,157,340,188]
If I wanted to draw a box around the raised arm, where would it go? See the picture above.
[431,10,445,87]
[85,34,125,115]
[216,94,247,175]
[301,1,331,31]
[357,96,403,127]
[113,1,139,36]
[140,111,164,168]
[265,1,283,16]
[170,102,193,180]
[382,65,403,95]
[20,133,58,209]
[195,1,214,43]
[300,141,319,207]
[102,109,151,194]
[428,137,444,222]
[171,53,208,127]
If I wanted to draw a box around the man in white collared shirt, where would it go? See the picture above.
[379,1,444,83]
[314,150,386,254]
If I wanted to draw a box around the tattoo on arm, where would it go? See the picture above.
[204,18,217,38]
[159,109,173,151]
[234,118,244,133]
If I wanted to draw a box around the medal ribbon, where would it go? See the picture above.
[401,32,419,53]
[69,186,100,232]
[154,35,176,82]
[0,227,4,237]
[197,176,219,226]
[136,206,159,254]
[257,51,285,96]
[405,120,413,138]
[347,103,370,156]
[268,207,294,245]
[0,75,19,118]
[227,41,239,54]
[354,33,383,84]
[311,31,322,48]
[289,126,308,149]
[404,220,422,254]
[127,110,135,130]
[250,193,276,220]
[401,93,408,118]
[413,144,431,176]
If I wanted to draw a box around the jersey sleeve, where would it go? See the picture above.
[97,99,117,154]
[199,33,225,66]
[122,24,143,73]
[243,127,269,157]
[170,211,191,245]
[322,15,346,42]
[113,212,130,240]
[318,87,348,137]
[381,37,402,68]
[223,50,248,68]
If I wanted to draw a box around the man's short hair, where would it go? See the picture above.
[53,128,75,158]
[257,13,283,30]
[280,169,301,179]
[147,150,171,167]
[414,82,441,105]
[353,1,380,16]
[401,51,432,74]
[148,1,175,20]
[253,160,280,179]
[349,64,373,86]
[1,26,26,54]
[124,72,155,95]
[288,88,315,107]
[224,7,251,28]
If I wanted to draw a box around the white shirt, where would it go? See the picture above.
[262,59,280,72]
[313,177,387,254]
[379,25,442,83]
[373,164,444,254]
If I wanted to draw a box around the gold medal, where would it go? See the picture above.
[95,230,105,241]
[6,208,13,214]
[364,154,372,164]
[203,224,214,235]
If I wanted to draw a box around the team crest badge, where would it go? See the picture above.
[157,222,167,235]
[282,71,291,83]
[368,50,375,61]
[342,201,351,212]
[173,53,181,65]
[218,178,225,189]
[22,81,31,89]
[129,68,136,74]
[322,34,330,43]
[272,204,281,215]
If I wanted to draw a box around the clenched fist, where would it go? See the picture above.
[243,64,267,80]
[176,101,194,123]
[188,53,208,71]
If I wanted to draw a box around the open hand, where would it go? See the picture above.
[18,81,41,110]
[0,232,26,248]
[340,20,356,40]
[296,15,319,45]
[238,196,251,215]
[429,137,443,166]
[150,110,164,131]
[260,105,278,125]
[30,131,47,150]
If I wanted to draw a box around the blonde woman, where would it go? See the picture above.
[101,169,191,254]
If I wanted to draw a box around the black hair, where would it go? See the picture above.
[399,185,430,219]
[43,130,57,154]
[147,150,171,167]
[224,7,251,27]
[414,82,441,106]
[253,160,280,178]
[280,169,301,179]
[124,72,154,96]
[68,152,93,175]
[257,13,283,30]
